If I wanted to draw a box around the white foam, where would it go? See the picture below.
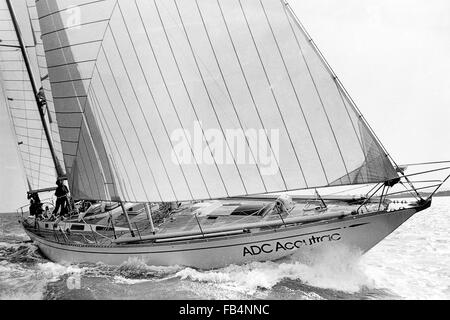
[113,276,151,285]
[175,246,373,296]
[0,262,62,300]
[0,242,20,249]
[117,257,183,275]
[37,262,84,284]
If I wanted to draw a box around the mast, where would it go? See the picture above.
[5,0,64,180]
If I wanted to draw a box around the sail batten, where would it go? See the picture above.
[0,0,66,192]
[26,0,66,177]
[35,0,398,202]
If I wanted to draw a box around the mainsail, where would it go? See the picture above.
[26,0,65,178]
[0,0,64,192]
[35,0,398,202]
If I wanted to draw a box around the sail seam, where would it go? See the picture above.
[283,2,398,181]
[216,0,284,192]
[43,0,116,199]
[283,2,350,184]
[90,85,136,200]
[260,0,329,188]
[44,40,102,54]
[115,2,180,201]
[37,0,107,20]
[40,0,118,200]
[0,76,30,191]
[335,85,369,182]
[154,0,226,199]
[134,0,199,201]
[194,0,268,193]
[237,0,295,190]
[102,22,165,201]
[173,0,248,196]
[80,130,103,198]
[95,51,153,201]
[40,19,110,37]
[76,146,94,197]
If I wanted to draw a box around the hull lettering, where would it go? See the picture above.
[243,233,342,257]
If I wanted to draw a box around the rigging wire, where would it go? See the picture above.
[400,160,450,167]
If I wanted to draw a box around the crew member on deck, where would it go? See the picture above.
[43,206,52,220]
[53,179,69,217]
[28,192,43,218]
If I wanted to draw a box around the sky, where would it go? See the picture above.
[1,0,449,212]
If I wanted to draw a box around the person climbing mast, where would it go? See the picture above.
[37,86,46,108]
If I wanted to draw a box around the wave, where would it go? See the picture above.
[0,260,81,300]
[0,241,43,264]
[71,258,185,282]
[0,244,394,300]
[174,246,375,297]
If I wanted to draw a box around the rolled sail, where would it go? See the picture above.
[36,0,398,202]
[0,0,62,192]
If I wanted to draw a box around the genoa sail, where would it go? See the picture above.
[35,0,398,202]
[0,0,64,192]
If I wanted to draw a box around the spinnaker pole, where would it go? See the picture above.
[144,203,156,234]
[6,0,65,180]
[120,202,135,238]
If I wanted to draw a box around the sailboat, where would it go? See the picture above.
[3,0,448,269]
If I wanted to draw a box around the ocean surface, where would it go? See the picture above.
[1,198,449,300]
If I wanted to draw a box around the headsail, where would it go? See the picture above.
[0,0,63,192]
[36,0,398,202]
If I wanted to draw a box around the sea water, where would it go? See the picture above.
[0,198,449,300]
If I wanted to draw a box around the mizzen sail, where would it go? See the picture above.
[36,0,398,202]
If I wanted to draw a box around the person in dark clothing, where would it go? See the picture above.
[37,87,46,108]
[28,194,35,216]
[28,193,43,218]
[53,179,69,217]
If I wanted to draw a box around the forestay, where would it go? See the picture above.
[0,0,62,192]
[36,0,398,202]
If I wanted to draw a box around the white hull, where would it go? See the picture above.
[24,206,424,269]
